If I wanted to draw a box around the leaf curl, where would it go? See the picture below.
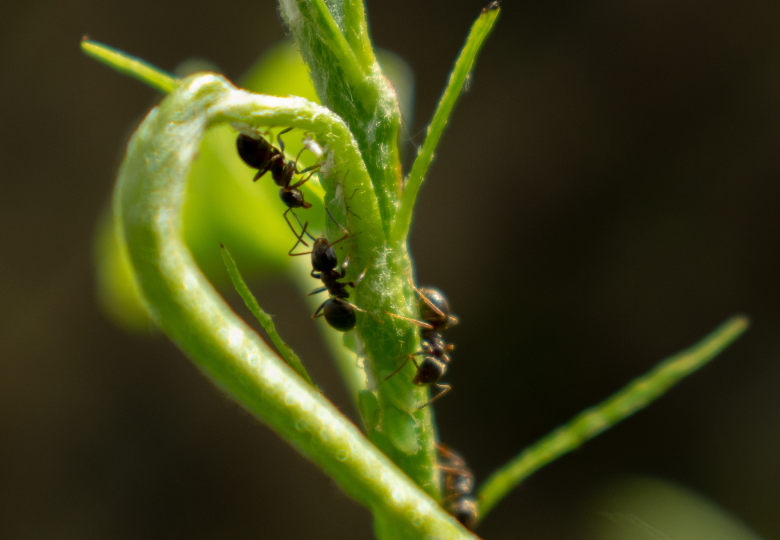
[114,73,478,540]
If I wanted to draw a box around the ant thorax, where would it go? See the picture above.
[422,333,449,359]
[445,469,474,496]
[274,160,297,187]
[323,297,357,332]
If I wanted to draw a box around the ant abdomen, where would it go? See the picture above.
[438,444,479,531]
[236,133,274,169]
[413,357,447,385]
[324,298,357,332]
[418,287,456,331]
[447,497,478,531]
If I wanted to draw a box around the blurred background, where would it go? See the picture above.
[2,0,780,538]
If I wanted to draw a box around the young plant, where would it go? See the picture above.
[84,2,748,538]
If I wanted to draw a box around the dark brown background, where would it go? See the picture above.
[1,0,779,538]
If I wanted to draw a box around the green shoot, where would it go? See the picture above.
[391,3,501,244]
[221,243,316,388]
[81,38,178,93]
[476,315,750,521]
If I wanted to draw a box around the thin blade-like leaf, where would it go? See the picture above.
[392,3,500,244]
[221,244,317,388]
[477,315,749,522]
[81,38,178,93]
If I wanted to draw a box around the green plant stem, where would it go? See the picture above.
[221,244,317,387]
[80,38,178,93]
[115,73,476,540]
[477,315,749,521]
[280,0,403,236]
[278,1,443,501]
[391,4,500,245]
[342,0,376,71]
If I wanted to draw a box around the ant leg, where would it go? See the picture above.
[436,445,467,468]
[291,145,307,172]
[277,126,293,153]
[354,256,374,289]
[312,299,328,319]
[344,301,384,324]
[440,494,458,505]
[383,357,410,380]
[289,169,317,190]
[310,269,322,279]
[416,383,452,411]
[338,246,356,277]
[253,163,271,182]
[284,208,310,249]
[385,311,434,330]
[297,163,321,176]
[385,349,427,380]
[291,210,317,244]
[325,208,350,247]
[340,173,362,220]
[307,286,328,297]
[288,217,315,256]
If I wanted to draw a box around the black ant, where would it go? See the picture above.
[236,127,320,243]
[438,444,479,531]
[289,208,373,332]
[384,283,459,409]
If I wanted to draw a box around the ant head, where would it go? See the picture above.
[447,497,478,531]
[280,188,310,209]
[418,287,457,331]
[414,357,446,385]
[323,298,357,332]
[312,239,338,272]
[236,133,274,169]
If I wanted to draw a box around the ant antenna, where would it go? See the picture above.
[293,211,318,243]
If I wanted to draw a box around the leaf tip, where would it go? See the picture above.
[483,1,501,13]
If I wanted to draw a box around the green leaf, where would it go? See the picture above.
[476,315,749,522]
[221,244,317,387]
[391,3,501,245]
[81,38,178,93]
